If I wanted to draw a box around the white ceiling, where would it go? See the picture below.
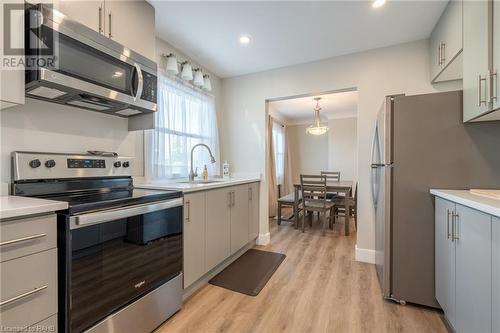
[151,1,448,78]
[270,90,358,124]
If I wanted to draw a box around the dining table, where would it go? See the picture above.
[293,180,354,236]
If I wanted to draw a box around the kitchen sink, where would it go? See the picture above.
[179,179,225,184]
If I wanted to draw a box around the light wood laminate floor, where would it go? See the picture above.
[157,216,447,333]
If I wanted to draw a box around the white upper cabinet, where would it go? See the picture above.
[430,0,463,83]
[492,0,500,111]
[55,0,155,60]
[463,0,492,122]
[105,1,156,60]
[56,1,104,35]
[0,0,25,110]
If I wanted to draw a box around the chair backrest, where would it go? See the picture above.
[300,174,327,208]
[321,171,341,182]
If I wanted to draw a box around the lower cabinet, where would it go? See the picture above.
[435,197,493,332]
[205,187,231,272]
[248,182,260,240]
[183,191,206,288]
[493,217,500,333]
[183,182,261,289]
[455,204,492,333]
[435,197,456,327]
[230,185,250,254]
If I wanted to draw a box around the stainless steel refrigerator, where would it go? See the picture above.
[371,90,500,308]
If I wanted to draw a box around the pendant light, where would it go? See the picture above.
[181,62,193,81]
[203,75,212,91]
[164,53,179,75]
[306,97,329,135]
[193,68,205,86]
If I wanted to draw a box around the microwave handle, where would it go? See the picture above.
[133,63,144,101]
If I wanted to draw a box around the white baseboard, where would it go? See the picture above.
[256,232,270,245]
[355,244,376,264]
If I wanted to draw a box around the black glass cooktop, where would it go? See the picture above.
[48,188,182,215]
[12,177,182,215]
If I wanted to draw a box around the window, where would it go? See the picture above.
[145,74,220,180]
[272,120,285,184]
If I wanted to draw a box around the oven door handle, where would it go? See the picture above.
[69,198,183,229]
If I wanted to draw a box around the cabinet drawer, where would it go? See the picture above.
[0,214,57,262]
[1,249,58,328]
[26,314,58,333]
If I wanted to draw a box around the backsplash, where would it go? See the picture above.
[0,98,144,184]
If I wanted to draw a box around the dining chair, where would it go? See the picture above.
[332,182,358,231]
[321,171,341,199]
[277,192,302,228]
[300,174,335,235]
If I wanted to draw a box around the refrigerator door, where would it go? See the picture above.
[377,96,393,165]
[375,164,392,298]
[373,98,393,299]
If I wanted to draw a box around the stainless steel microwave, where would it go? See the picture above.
[25,3,157,117]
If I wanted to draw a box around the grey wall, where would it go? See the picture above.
[286,124,329,183]
[328,117,358,183]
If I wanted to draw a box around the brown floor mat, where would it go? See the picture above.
[209,249,286,296]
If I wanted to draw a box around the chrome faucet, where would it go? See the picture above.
[189,144,216,181]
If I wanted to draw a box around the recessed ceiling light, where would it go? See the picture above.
[372,0,386,8]
[239,35,251,45]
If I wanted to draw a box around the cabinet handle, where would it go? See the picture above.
[108,12,112,38]
[98,5,103,34]
[0,285,48,307]
[185,200,190,222]
[490,70,498,103]
[440,42,446,66]
[231,192,235,207]
[438,43,442,66]
[452,213,459,241]
[478,75,487,106]
[446,209,451,239]
[249,187,252,201]
[228,192,232,207]
[0,233,46,247]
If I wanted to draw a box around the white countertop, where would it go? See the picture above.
[430,189,500,218]
[136,177,261,193]
[0,196,68,220]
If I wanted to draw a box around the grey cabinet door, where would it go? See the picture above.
[248,182,260,241]
[183,192,206,288]
[205,187,231,272]
[493,217,500,333]
[435,197,456,329]
[493,0,500,110]
[455,204,492,333]
[463,0,492,121]
[230,185,250,254]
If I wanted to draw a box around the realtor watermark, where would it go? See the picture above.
[0,325,56,332]
[1,2,57,70]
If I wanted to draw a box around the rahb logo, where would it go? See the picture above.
[2,2,57,70]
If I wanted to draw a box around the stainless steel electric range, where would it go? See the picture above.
[11,151,183,333]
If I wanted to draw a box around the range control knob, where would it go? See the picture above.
[45,160,56,168]
[122,161,130,168]
[29,159,41,168]
[113,161,122,168]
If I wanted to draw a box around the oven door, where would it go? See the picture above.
[64,198,183,333]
